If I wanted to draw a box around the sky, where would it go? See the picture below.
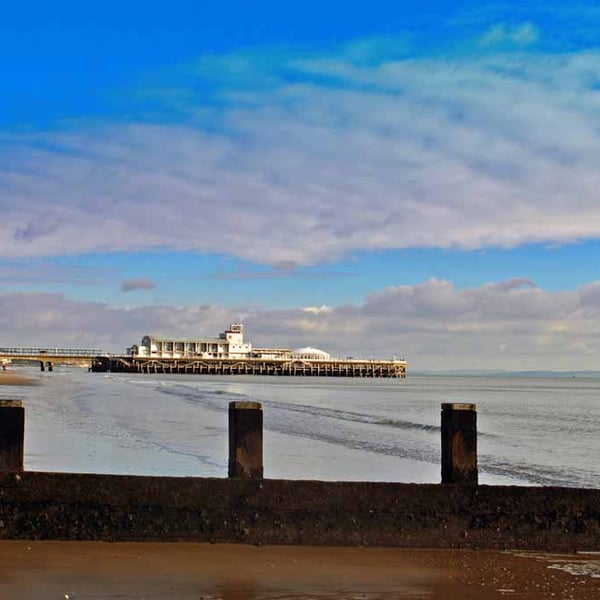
[2,1,600,370]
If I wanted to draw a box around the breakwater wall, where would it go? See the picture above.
[1,401,599,549]
[2,474,600,549]
[92,356,407,378]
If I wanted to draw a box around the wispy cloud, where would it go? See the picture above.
[0,260,115,286]
[212,260,355,280]
[479,22,541,47]
[120,278,156,292]
[2,36,600,265]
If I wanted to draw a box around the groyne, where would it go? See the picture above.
[92,355,407,378]
[1,401,599,549]
[3,473,600,549]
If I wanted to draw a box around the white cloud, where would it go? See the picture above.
[303,305,332,314]
[480,22,540,47]
[2,278,600,371]
[2,43,600,264]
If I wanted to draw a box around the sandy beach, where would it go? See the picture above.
[0,541,599,599]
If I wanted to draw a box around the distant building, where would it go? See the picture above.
[129,323,252,359]
[128,324,334,361]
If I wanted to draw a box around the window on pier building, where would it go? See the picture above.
[175,342,184,352]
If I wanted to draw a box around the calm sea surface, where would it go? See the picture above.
[3,368,600,487]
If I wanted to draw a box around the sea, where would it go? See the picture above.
[3,367,600,488]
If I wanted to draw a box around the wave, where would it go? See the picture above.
[155,383,443,466]
[158,383,445,435]
[145,381,598,488]
[479,457,599,488]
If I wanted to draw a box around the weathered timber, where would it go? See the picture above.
[228,402,263,479]
[441,403,478,484]
[0,401,24,472]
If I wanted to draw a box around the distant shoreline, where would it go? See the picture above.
[412,370,600,378]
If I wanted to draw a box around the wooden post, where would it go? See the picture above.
[228,401,263,479]
[40,361,45,372]
[47,362,53,372]
[441,403,477,484]
[0,400,24,472]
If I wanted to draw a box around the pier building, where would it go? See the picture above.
[129,323,324,362]
[130,323,252,359]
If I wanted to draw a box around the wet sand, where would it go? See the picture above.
[0,372,38,386]
[1,541,599,599]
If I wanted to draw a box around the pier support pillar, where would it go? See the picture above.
[228,401,263,479]
[47,362,53,372]
[441,403,477,484]
[40,361,45,372]
[0,400,24,472]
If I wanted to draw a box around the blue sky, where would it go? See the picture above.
[2,1,600,369]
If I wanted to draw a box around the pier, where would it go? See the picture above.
[0,347,103,371]
[92,355,408,378]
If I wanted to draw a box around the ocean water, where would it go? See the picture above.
[3,368,600,487]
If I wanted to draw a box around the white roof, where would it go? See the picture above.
[293,346,330,357]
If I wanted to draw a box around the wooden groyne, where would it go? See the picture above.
[91,356,407,378]
[4,473,600,549]
[2,401,600,549]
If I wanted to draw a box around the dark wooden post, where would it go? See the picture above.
[47,362,53,372]
[40,361,45,372]
[0,400,24,472]
[441,403,477,484]
[228,401,263,479]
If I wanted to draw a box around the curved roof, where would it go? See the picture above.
[293,346,330,358]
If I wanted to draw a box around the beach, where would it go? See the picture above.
[1,542,600,599]
[3,370,600,598]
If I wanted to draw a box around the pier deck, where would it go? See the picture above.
[92,356,407,378]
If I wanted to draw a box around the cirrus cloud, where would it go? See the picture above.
[2,37,600,265]
[120,278,156,293]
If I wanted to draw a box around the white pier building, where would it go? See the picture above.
[129,323,338,363]
[130,323,253,359]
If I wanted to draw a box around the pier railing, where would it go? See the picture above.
[0,347,103,357]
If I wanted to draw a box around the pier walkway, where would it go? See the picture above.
[0,347,103,370]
